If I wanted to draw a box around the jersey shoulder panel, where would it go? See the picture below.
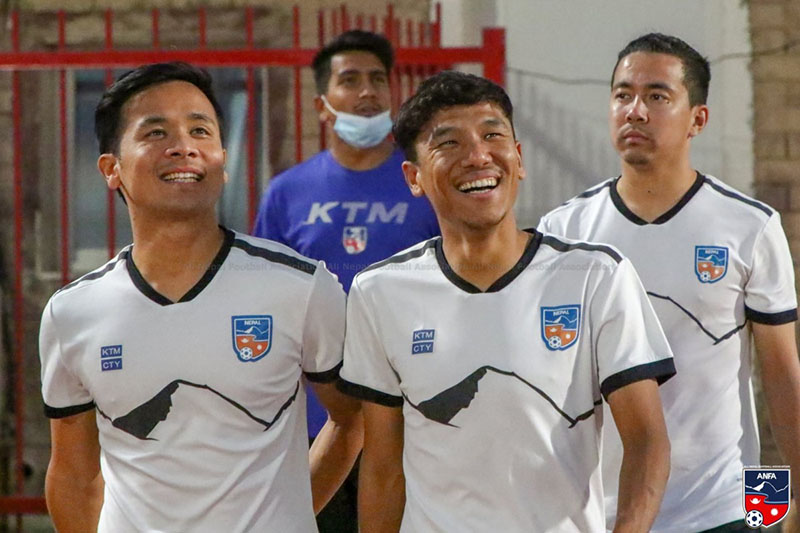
[701,174,774,219]
[51,247,130,303]
[538,231,623,265]
[543,178,615,220]
[357,237,439,278]
[230,232,319,277]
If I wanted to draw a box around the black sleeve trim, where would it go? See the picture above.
[304,361,342,383]
[601,358,676,400]
[337,379,403,407]
[44,400,95,419]
[745,306,797,325]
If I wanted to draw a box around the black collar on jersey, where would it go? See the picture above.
[435,228,542,294]
[127,226,235,306]
[610,171,705,225]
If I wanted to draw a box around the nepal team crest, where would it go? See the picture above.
[343,226,367,254]
[743,468,791,529]
[695,246,728,283]
[541,305,581,351]
[231,315,273,362]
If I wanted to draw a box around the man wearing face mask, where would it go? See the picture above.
[252,30,439,532]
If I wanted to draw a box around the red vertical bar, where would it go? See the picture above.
[332,8,339,36]
[293,6,303,163]
[355,14,363,30]
[386,5,401,112]
[318,8,326,152]
[482,28,506,86]
[369,14,376,33]
[198,7,207,48]
[10,15,25,529]
[105,9,116,258]
[432,2,441,47]
[59,11,70,286]
[245,6,257,225]
[152,8,160,49]
[340,4,348,32]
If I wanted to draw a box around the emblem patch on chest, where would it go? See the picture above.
[541,305,581,351]
[232,315,273,362]
[742,467,790,528]
[343,226,367,254]
[695,245,728,283]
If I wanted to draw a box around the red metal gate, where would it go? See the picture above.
[0,2,504,525]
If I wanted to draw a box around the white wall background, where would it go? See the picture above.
[436,0,754,227]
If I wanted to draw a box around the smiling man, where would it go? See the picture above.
[252,31,439,532]
[340,70,675,532]
[39,62,362,533]
[539,33,800,532]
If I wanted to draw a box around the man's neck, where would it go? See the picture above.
[441,219,531,292]
[328,135,395,171]
[129,215,225,302]
[617,162,698,223]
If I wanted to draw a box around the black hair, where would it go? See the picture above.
[612,32,710,106]
[95,61,225,155]
[393,70,514,162]
[312,30,394,94]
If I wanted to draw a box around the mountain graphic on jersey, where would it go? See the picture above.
[95,379,299,440]
[232,315,272,362]
[541,305,581,350]
[403,365,597,428]
[743,468,790,528]
[342,226,367,254]
[695,246,728,283]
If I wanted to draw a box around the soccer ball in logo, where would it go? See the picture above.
[745,510,763,528]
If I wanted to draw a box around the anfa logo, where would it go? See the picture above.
[743,467,791,529]
[695,246,728,283]
[541,305,581,351]
[232,315,273,362]
[343,226,367,255]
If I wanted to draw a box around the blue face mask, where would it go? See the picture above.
[322,96,392,149]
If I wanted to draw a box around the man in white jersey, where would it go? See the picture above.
[340,70,675,532]
[39,62,363,532]
[539,33,800,532]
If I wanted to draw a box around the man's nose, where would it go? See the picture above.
[167,132,199,157]
[626,95,648,123]
[462,139,492,167]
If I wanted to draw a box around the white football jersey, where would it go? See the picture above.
[40,229,345,533]
[539,173,797,532]
[341,230,675,532]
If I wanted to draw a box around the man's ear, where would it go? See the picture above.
[314,95,334,124]
[402,160,424,197]
[97,153,121,190]
[222,148,229,183]
[688,105,709,139]
[515,141,526,180]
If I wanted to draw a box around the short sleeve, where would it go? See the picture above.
[339,276,403,407]
[744,213,798,324]
[591,258,676,400]
[301,263,346,382]
[39,298,95,418]
[252,181,288,244]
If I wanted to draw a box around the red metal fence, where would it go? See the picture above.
[0,2,504,524]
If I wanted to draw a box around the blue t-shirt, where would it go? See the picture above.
[253,148,439,435]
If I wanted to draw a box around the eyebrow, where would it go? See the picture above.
[612,81,674,92]
[429,117,509,142]
[135,112,216,128]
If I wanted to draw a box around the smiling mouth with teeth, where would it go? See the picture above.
[458,177,498,193]
[161,171,203,183]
